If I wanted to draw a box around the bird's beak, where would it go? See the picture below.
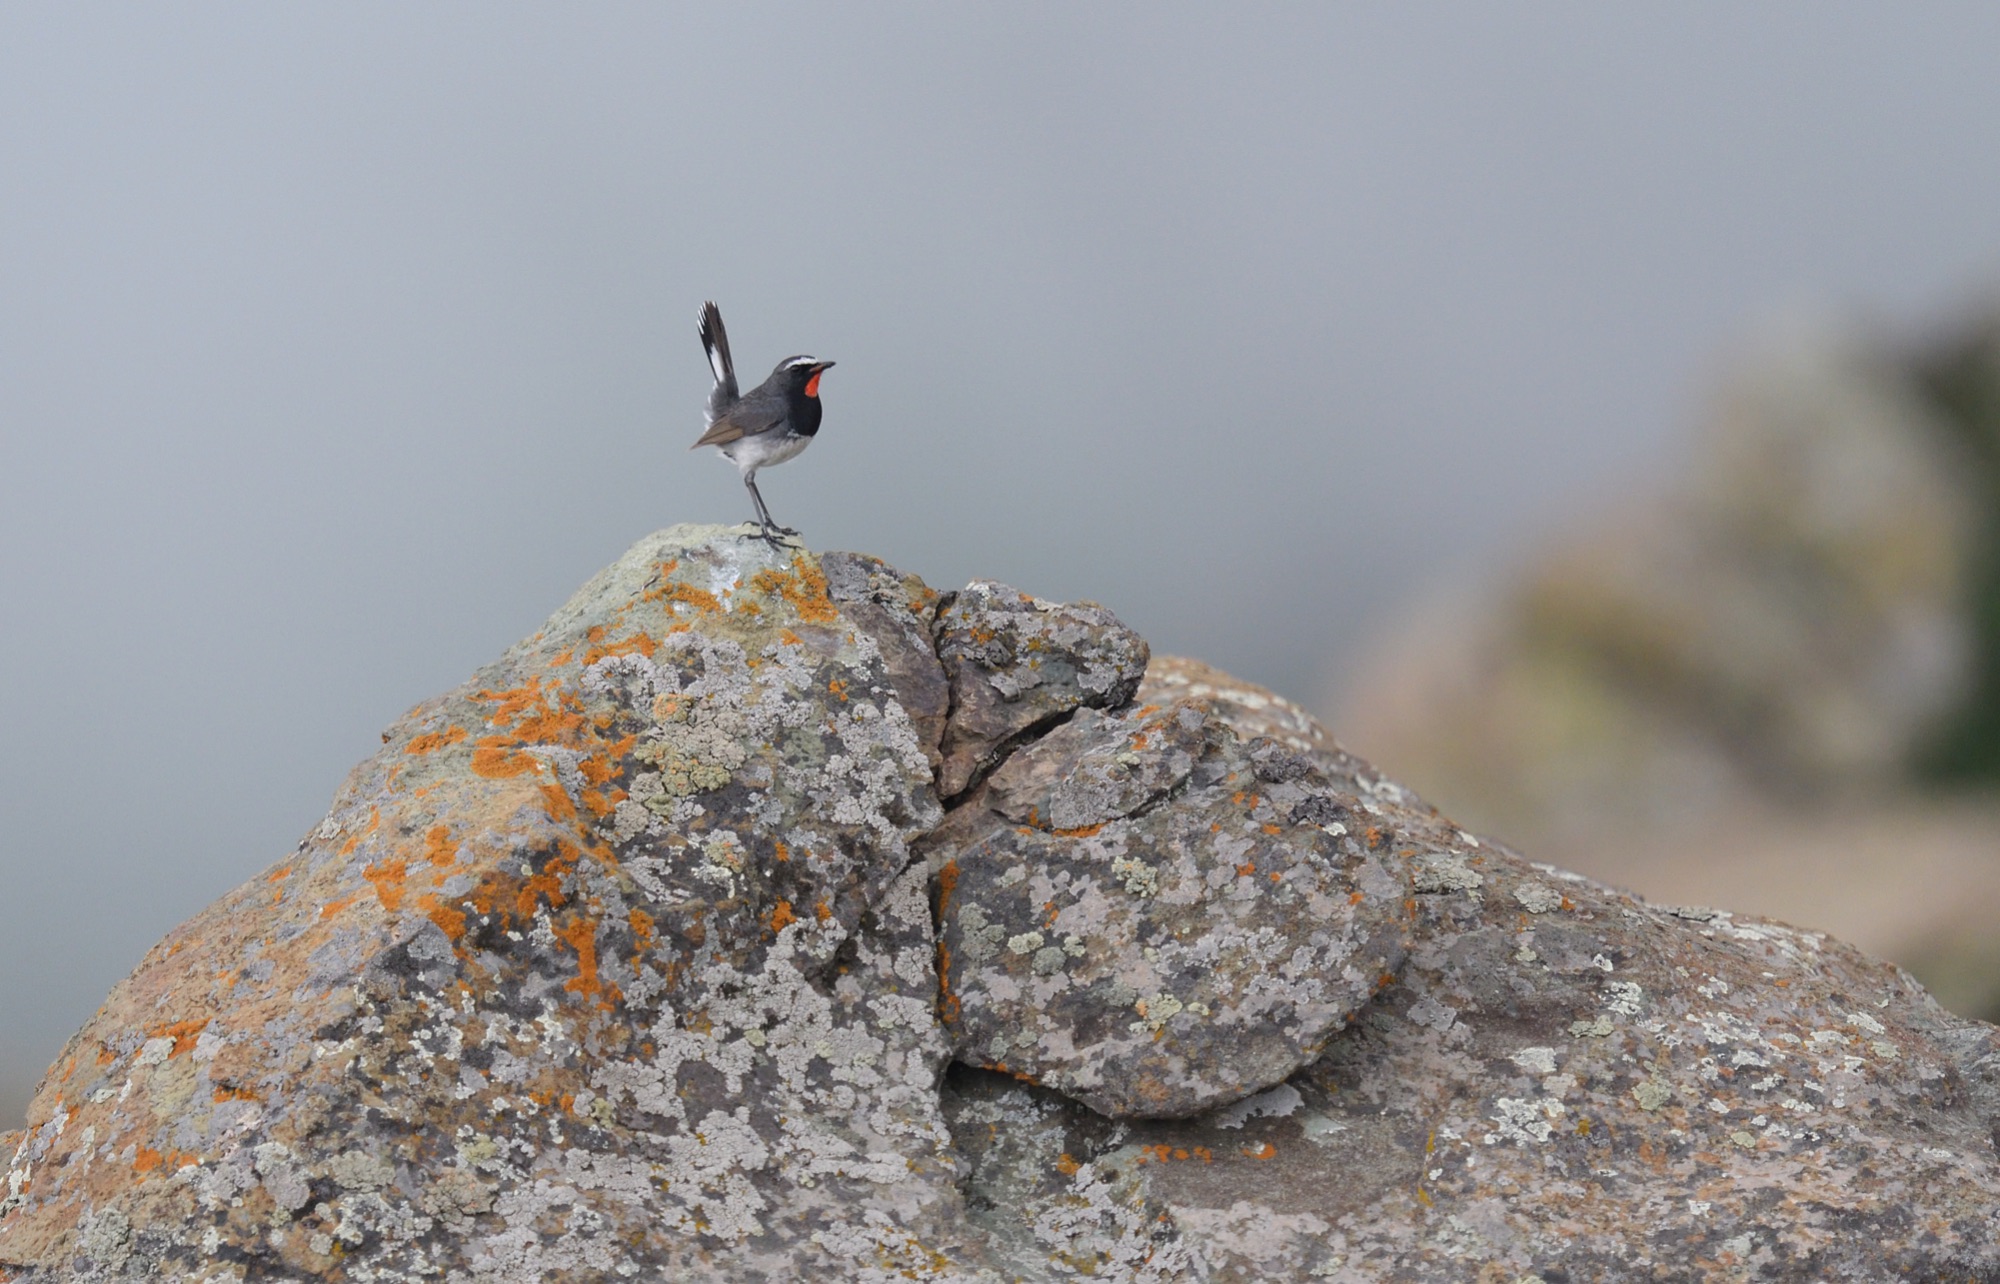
[816,360,836,371]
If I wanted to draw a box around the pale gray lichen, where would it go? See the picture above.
[1514,881,1564,913]
[1412,851,1484,895]
[1110,854,1158,897]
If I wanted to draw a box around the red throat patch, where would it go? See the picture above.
[804,370,822,399]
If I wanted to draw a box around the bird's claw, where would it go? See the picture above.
[739,522,800,551]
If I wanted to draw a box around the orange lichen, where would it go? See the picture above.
[510,690,589,744]
[827,678,849,702]
[1261,824,1282,836]
[748,559,839,624]
[936,859,960,916]
[422,825,458,867]
[557,915,605,1005]
[644,562,724,615]
[815,900,832,922]
[318,890,362,920]
[1056,1153,1080,1176]
[404,726,468,756]
[503,841,581,920]
[477,678,547,728]
[417,893,467,941]
[629,908,656,948]
[146,1017,212,1057]
[1137,1144,1201,1165]
[936,860,962,1023]
[363,856,409,913]
[472,737,540,779]
[133,1146,164,1173]
[1052,823,1104,838]
[266,865,292,884]
[1243,1142,1277,1160]
[1236,862,1257,878]
[340,807,381,856]
[651,578,721,614]
[539,781,580,823]
[582,632,658,666]
[581,736,636,782]
[768,900,798,932]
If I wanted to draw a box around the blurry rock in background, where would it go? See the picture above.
[1335,302,2000,1021]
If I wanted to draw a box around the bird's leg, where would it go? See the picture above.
[743,473,799,542]
[741,472,795,549]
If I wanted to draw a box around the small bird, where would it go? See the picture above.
[690,301,835,548]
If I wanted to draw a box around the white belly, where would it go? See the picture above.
[722,431,812,473]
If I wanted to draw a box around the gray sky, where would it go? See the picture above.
[5,5,2000,1123]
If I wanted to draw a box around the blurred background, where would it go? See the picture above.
[6,5,2000,1128]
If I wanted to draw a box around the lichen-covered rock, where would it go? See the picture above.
[0,527,993,1283]
[935,660,2000,1280]
[929,696,1410,1117]
[943,859,2000,1281]
[5,529,2000,1283]
[932,581,1149,797]
[1139,654,1342,754]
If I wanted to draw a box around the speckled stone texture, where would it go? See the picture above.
[0,528,993,1283]
[4,531,2000,1283]
[929,698,1409,1117]
[931,581,1149,798]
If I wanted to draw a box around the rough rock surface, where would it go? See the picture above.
[5,528,2000,1282]
[930,697,1409,1118]
[931,582,1149,798]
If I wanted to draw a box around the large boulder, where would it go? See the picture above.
[4,528,1998,1282]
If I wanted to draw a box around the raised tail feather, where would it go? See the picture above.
[699,301,737,420]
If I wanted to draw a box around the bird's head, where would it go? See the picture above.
[777,355,835,400]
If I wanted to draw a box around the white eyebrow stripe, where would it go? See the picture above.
[782,355,822,367]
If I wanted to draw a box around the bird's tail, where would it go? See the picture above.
[699,301,738,413]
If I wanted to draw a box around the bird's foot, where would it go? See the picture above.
[739,522,798,551]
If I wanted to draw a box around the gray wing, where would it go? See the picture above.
[691,397,786,448]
